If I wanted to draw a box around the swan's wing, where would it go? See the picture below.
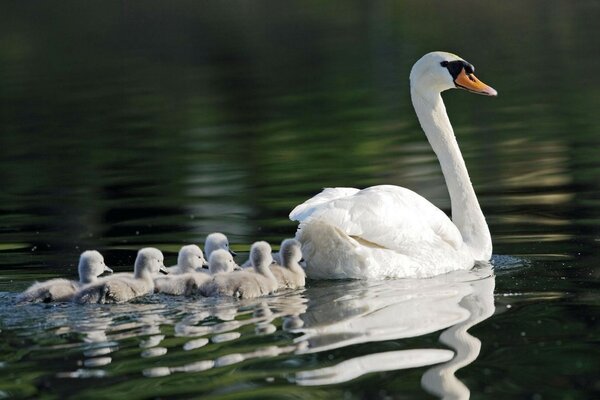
[290,188,360,221]
[292,185,463,252]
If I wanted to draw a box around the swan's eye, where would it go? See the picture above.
[440,61,449,67]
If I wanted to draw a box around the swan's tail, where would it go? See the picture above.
[295,220,369,280]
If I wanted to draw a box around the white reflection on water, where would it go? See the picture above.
[294,264,495,400]
[3,263,494,399]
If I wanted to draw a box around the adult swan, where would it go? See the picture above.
[289,52,497,279]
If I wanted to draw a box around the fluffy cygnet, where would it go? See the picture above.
[156,249,237,296]
[74,248,167,304]
[270,239,306,290]
[17,250,113,303]
[167,245,207,274]
[208,249,237,274]
[204,233,237,261]
[201,241,277,299]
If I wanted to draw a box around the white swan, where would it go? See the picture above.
[201,241,277,299]
[271,239,306,290]
[167,244,206,274]
[74,247,167,304]
[290,51,497,279]
[17,250,113,303]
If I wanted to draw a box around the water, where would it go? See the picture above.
[1,1,599,399]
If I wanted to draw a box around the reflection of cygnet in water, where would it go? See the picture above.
[204,232,237,260]
[74,248,167,304]
[201,241,277,299]
[18,250,113,303]
[156,249,236,296]
[167,245,206,274]
[271,239,306,290]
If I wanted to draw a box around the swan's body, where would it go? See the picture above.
[17,250,113,303]
[270,239,306,290]
[74,248,167,304]
[167,244,206,275]
[290,52,496,280]
[201,242,277,299]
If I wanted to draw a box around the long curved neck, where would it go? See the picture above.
[411,88,492,260]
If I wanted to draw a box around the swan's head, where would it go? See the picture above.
[205,232,237,260]
[410,51,497,97]
[208,249,236,274]
[135,247,168,276]
[279,238,303,267]
[250,241,274,272]
[78,250,113,283]
[177,244,206,271]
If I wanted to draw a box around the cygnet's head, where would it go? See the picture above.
[250,241,273,271]
[208,249,236,274]
[177,244,206,271]
[78,250,113,284]
[279,239,302,267]
[205,232,237,259]
[135,247,168,277]
[409,51,497,97]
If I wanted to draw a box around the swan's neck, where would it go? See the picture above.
[411,89,492,260]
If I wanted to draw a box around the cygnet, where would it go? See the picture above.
[74,248,167,304]
[17,250,113,303]
[270,239,306,290]
[156,249,236,296]
[201,241,277,299]
[204,233,237,260]
[167,245,206,274]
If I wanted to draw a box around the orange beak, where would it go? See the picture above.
[454,69,497,96]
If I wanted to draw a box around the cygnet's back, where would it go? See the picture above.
[201,242,277,299]
[270,239,306,290]
[74,248,167,304]
[18,250,112,303]
[167,245,206,275]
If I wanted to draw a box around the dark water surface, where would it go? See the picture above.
[1,1,599,399]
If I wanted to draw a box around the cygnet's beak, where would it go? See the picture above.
[229,249,237,257]
[233,265,242,271]
[201,259,209,269]
[159,264,169,275]
[103,266,114,274]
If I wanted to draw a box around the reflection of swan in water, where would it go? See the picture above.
[421,264,495,399]
[294,264,495,399]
